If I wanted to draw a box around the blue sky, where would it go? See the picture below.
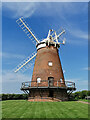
[1,2,88,94]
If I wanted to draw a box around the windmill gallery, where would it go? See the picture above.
[14,17,76,102]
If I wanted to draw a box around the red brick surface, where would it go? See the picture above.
[28,98,61,102]
[29,45,68,101]
[28,89,68,101]
[31,46,65,87]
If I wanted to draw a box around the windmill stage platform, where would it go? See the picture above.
[21,80,76,101]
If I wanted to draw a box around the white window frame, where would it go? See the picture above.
[60,78,63,83]
[48,61,53,66]
[37,77,41,83]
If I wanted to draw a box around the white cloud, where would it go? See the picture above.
[3,2,40,18]
[1,70,32,93]
[2,70,31,83]
[65,25,88,45]
[67,38,88,46]
[2,2,88,19]
[83,67,90,71]
[65,78,80,83]
[1,52,35,73]
[69,29,88,40]
[0,52,26,59]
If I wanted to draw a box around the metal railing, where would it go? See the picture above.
[21,80,76,90]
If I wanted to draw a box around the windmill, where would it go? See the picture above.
[15,17,76,101]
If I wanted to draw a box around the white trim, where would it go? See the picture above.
[37,43,46,50]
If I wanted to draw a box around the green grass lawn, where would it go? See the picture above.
[2,100,89,119]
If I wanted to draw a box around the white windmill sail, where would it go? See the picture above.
[14,52,37,73]
[15,17,66,73]
[53,29,65,42]
[16,17,40,44]
[47,28,66,45]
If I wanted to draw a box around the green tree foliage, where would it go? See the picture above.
[2,94,28,100]
[1,90,90,101]
[70,90,90,100]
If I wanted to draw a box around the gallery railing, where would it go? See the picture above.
[21,80,76,90]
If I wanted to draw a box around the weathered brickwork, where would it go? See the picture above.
[31,45,65,87]
[28,89,68,101]
[29,45,68,101]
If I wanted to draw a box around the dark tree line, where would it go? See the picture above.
[1,90,90,101]
[1,94,28,100]
[69,90,90,100]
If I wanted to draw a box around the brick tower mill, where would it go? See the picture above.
[15,17,76,101]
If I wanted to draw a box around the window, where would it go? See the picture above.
[48,61,53,66]
[37,77,41,83]
[60,78,63,83]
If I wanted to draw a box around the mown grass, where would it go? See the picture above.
[2,100,89,118]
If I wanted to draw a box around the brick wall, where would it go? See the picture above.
[28,88,68,101]
[31,45,65,87]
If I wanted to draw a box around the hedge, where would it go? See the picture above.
[1,94,28,100]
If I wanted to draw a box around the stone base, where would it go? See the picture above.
[28,88,68,102]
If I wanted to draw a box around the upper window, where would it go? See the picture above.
[60,78,63,83]
[37,77,41,83]
[48,61,53,66]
